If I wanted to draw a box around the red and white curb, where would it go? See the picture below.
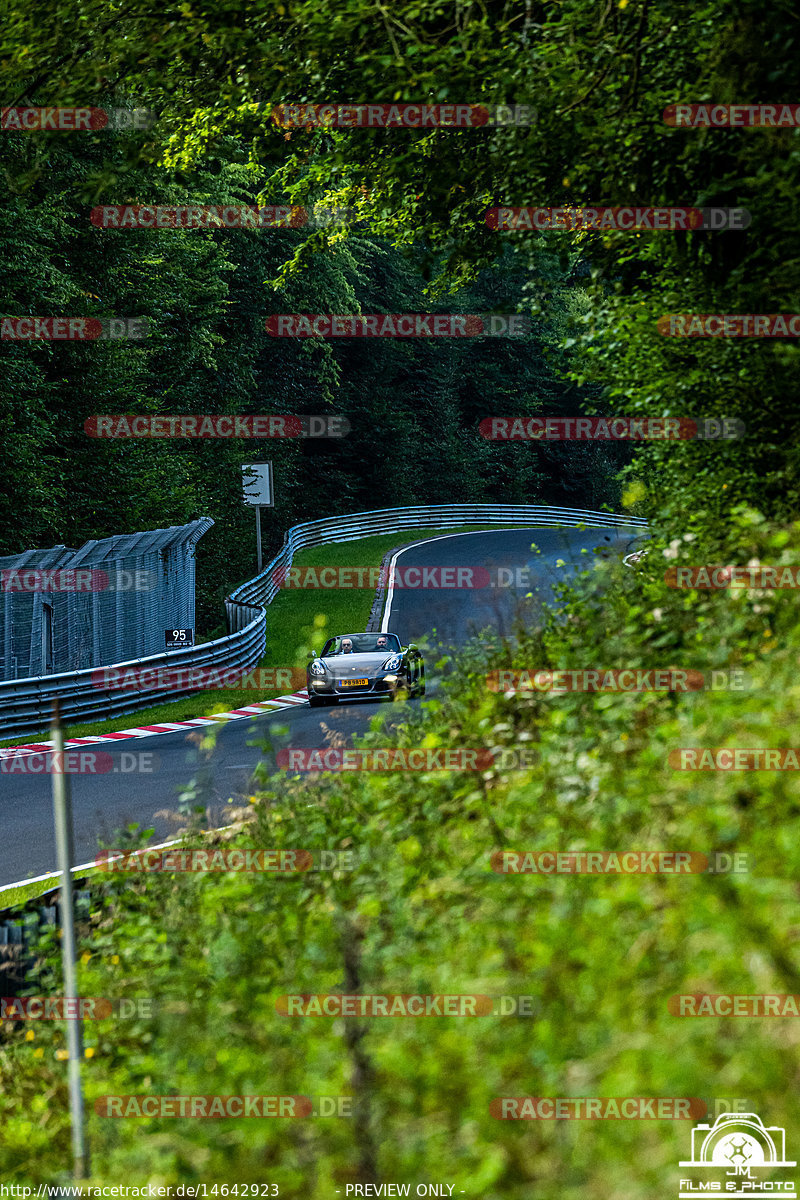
[0,690,309,762]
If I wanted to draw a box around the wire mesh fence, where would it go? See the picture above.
[0,520,213,681]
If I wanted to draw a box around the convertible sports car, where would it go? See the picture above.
[306,632,425,707]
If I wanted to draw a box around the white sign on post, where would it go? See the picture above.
[242,462,274,507]
[242,463,274,573]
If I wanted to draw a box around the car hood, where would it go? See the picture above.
[319,652,395,670]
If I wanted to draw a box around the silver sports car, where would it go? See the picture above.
[306,632,425,707]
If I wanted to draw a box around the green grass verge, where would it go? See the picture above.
[0,819,248,909]
[0,524,549,748]
[0,876,66,909]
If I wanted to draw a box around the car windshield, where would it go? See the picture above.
[322,634,401,656]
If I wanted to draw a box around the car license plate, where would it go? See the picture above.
[339,678,369,687]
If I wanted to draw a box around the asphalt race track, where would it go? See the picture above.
[0,524,643,887]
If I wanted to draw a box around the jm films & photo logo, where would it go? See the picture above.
[678,1110,796,1197]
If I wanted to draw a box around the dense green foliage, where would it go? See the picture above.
[3,514,799,1191]
[3,0,797,531]
[0,0,798,1189]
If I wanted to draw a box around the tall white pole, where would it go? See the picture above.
[51,700,88,1178]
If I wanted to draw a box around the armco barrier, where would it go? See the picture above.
[0,504,646,740]
[0,602,265,741]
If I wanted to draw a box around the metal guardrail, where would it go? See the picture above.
[0,604,265,740]
[0,504,646,741]
[0,881,95,1000]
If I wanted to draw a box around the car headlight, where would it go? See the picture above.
[309,660,326,676]
[382,654,402,671]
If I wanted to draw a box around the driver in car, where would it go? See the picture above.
[376,635,389,651]
[341,638,354,654]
